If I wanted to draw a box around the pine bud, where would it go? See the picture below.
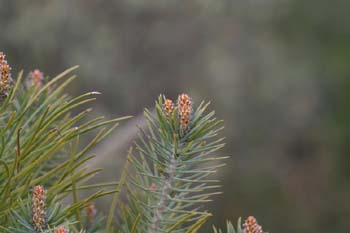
[32,185,46,232]
[29,69,44,87]
[55,226,68,233]
[177,93,192,131]
[0,52,13,101]
[163,98,174,117]
[85,203,97,228]
[243,216,263,233]
[150,183,157,192]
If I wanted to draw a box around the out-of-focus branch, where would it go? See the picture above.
[88,111,149,169]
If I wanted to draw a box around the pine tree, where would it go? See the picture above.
[0,51,267,232]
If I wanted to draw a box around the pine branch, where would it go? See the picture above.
[0,56,130,231]
[118,94,227,233]
[150,145,177,233]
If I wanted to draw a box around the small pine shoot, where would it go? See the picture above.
[113,94,227,232]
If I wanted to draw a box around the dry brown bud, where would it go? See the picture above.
[0,52,13,101]
[163,98,174,117]
[55,226,68,233]
[177,93,192,131]
[32,185,46,232]
[243,216,263,233]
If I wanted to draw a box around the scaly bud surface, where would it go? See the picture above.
[177,93,192,132]
[243,216,263,233]
[32,185,46,232]
[163,98,174,117]
[0,52,13,101]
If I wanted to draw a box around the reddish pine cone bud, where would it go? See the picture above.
[150,183,157,192]
[55,226,68,233]
[177,93,192,131]
[243,216,263,233]
[163,98,174,117]
[0,52,13,101]
[85,203,97,228]
[30,69,44,87]
[32,185,46,232]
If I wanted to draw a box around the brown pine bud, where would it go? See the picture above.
[243,216,263,233]
[0,52,13,101]
[32,185,46,232]
[163,98,174,117]
[55,226,68,233]
[85,203,97,228]
[30,69,44,87]
[150,183,157,192]
[177,93,192,131]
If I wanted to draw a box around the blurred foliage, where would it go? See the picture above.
[0,0,349,232]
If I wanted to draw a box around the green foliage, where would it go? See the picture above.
[112,95,227,232]
[0,62,263,232]
[5,196,71,232]
[0,66,130,232]
[213,220,242,233]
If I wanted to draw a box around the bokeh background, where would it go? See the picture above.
[1,0,349,232]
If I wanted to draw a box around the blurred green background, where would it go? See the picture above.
[1,0,349,232]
